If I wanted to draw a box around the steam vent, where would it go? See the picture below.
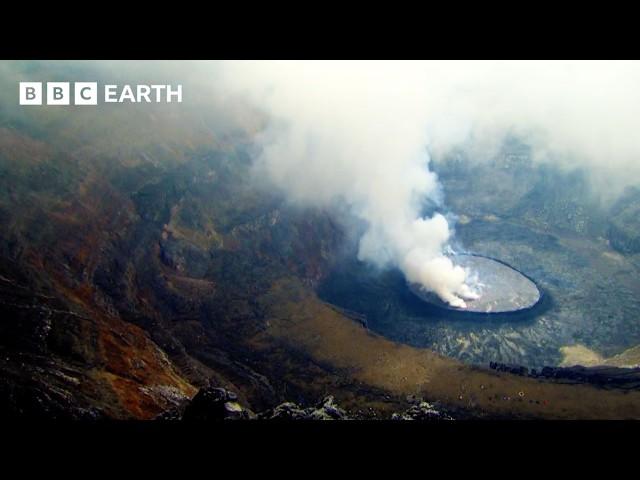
[410,254,542,314]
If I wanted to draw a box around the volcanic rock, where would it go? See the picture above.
[391,401,453,421]
[260,395,350,420]
[180,386,255,421]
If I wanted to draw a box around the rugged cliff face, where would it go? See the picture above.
[0,62,349,417]
[0,116,347,418]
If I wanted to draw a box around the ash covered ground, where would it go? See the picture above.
[319,146,640,370]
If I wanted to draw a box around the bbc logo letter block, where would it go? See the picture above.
[20,82,98,106]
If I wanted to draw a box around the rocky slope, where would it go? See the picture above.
[158,384,453,421]
[0,62,348,418]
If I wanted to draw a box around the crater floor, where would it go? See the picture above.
[318,218,640,369]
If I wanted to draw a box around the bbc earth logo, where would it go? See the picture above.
[19,82,183,105]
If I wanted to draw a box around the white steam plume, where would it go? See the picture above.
[220,61,479,307]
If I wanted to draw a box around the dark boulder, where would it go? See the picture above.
[180,386,254,421]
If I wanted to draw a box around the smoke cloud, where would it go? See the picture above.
[219,61,483,307]
[215,60,640,307]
